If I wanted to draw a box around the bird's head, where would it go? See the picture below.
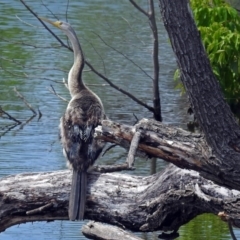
[40,17,73,34]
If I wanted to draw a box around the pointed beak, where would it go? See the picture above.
[39,17,61,28]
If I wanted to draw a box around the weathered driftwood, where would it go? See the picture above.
[1,164,240,234]
[97,119,234,188]
[82,221,143,240]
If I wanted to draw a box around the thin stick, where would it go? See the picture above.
[92,163,135,173]
[40,0,59,20]
[37,108,42,121]
[228,221,237,240]
[47,85,68,102]
[102,144,118,157]
[0,107,21,124]
[126,130,142,167]
[84,38,107,76]
[86,60,154,112]
[93,32,153,80]
[129,0,149,17]
[26,203,53,215]
[0,123,20,137]
[13,87,37,115]
[15,15,38,28]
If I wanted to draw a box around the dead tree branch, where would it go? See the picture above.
[13,87,37,116]
[1,164,240,234]
[82,221,144,240]
[0,106,21,124]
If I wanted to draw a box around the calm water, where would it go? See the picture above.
[0,0,238,239]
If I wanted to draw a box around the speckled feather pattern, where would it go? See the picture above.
[60,89,104,171]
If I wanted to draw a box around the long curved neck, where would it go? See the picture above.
[66,30,86,97]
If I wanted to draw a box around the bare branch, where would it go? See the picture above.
[148,0,161,121]
[93,32,153,80]
[37,108,42,121]
[26,203,54,216]
[18,115,36,130]
[129,0,149,17]
[13,87,37,115]
[85,60,154,112]
[92,163,135,173]
[121,16,146,45]
[82,221,143,240]
[0,107,21,124]
[15,15,38,28]
[65,0,70,22]
[126,130,142,167]
[40,0,59,20]
[0,123,20,138]
[47,85,69,102]
[84,37,107,76]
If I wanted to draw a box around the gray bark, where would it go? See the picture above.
[82,221,144,240]
[158,0,240,190]
[1,162,240,233]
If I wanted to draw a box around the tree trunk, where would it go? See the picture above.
[158,0,240,190]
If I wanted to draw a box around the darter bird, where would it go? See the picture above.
[41,18,105,220]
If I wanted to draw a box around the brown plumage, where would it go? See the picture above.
[41,18,105,220]
[60,89,105,220]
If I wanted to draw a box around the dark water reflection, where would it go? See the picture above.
[0,0,238,239]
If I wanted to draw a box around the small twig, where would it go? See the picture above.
[0,123,19,138]
[228,221,237,240]
[93,32,153,80]
[126,130,142,167]
[92,163,135,173]
[218,212,237,240]
[19,115,36,130]
[37,108,42,121]
[129,0,149,17]
[15,15,38,28]
[62,78,69,89]
[26,203,53,215]
[86,84,109,87]
[47,85,69,102]
[0,106,21,124]
[121,16,146,45]
[86,60,154,113]
[102,144,118,157]
[84,38,107,76]
[66,0,69,22]
[13,87,37,115]
[40,0,59,20]
[133,113,139,124]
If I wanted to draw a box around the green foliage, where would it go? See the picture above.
[175,0,240,112]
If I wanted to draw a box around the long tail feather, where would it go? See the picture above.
[69,170,87,221]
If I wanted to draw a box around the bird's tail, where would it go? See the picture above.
[69,170,87,221]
